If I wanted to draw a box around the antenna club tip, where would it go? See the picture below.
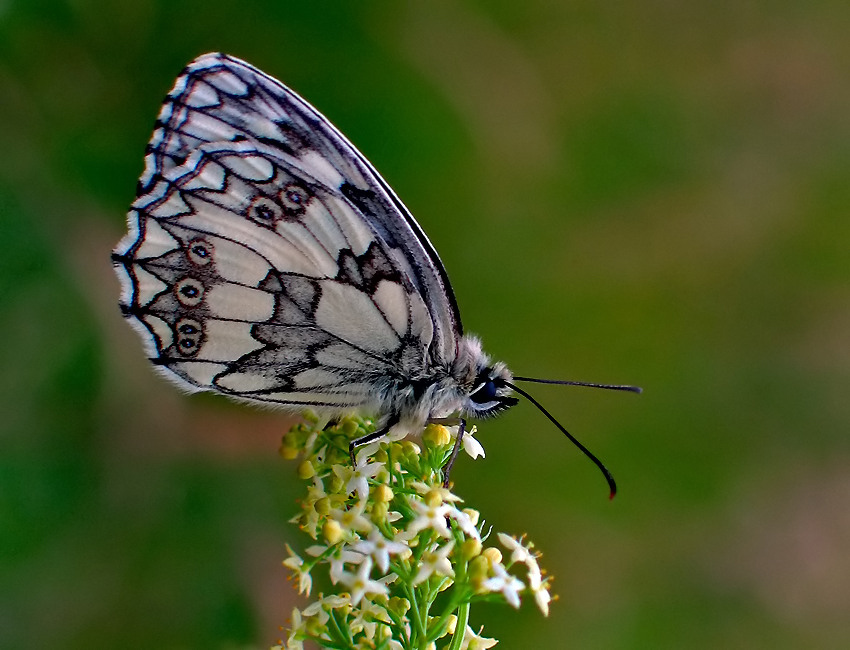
[608,489,617,500]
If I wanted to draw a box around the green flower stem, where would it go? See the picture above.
[402,580,428,647]
[448,602,470,650]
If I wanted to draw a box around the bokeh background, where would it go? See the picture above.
[2,1,849,648]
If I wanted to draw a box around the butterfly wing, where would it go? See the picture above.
[113,53,461,411]
[145,52,460,355]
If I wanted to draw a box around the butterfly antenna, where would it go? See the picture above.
[513,376,642,393]
[505,381,618,500]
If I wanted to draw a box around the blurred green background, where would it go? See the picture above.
[2,1,849,648]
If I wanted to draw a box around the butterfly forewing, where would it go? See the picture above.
[113,55,459,411]
[134,53,459,357]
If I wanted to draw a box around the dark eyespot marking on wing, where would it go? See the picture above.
[174,277,204,306]
[247,195,284,226]
[174,317,204,357]
[187,239,214,266]
[280,183,310,217]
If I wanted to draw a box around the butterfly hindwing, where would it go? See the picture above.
[115,129,438,410]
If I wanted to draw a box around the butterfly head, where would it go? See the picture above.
[455,336,518,419]
[465,364,518,418]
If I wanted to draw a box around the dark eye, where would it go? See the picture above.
[470,380,497,404]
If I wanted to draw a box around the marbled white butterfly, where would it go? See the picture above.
[112,53,639,496]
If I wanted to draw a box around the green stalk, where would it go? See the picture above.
[447,602,469,650]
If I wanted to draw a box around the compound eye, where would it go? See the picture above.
[470,380,497,404]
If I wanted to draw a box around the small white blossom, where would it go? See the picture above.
[284,607,305,649]
[333,460,384,500]
[497,533,532,565]
[413,541,455,585]
[350,527,409,573]
[405,498,452,538]
[456,425,486,460]
[532,577,552,617]
[482,564,524,609]
[351,597,393,640]
[302,594,350,624]
[410,481,463,502]
[460,624,499,649]
[447,507,481,540]
[328,499,372,535]
[498,533,551,614]
[282,545,312,595]
[338,558,389,605]
[306,545,364,584]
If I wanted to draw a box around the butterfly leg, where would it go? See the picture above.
[349,419,395,468]
[439,418,466,488]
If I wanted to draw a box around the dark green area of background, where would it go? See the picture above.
[1,1,849,648]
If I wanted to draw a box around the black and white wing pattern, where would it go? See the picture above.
[112,53,467,414]
[111,53,629,495]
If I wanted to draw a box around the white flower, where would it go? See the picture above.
[354,423,409,464]
[409,481,463,503]
[282,544,312,595]
[328,547,366,584]
[350,527,409,573]
[454,425,485,460]
[497,533,532,565]
[333,460,384,500]
[351,597,393,640]
[404,497,452,538]
[328,500,373,535]
[460,624,499,649]
[447,507,480,540]
[338,558,389,606]
[525,560,552,616]
[532,578,552,617]
[413,541,455,585]
[482,564,524,609]
[284,607,305,649]
[306,544,364,584]
[497,533,551,614]
[302,594,350,624]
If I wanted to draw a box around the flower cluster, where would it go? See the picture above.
[274,415,552,649]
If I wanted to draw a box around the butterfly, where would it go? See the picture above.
[112,53,639,496]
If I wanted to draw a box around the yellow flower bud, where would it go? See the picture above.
[401,441,420,458]
[297,460,315,480]
[278,443,298,460]
[329,474,345,493]
[371,502,388,523]
[460,538,482,561]
[373,483,394,503]
[424,489,443,508]
[305,618,326,636]
[322,519,343,545]
[423,423,452,447]
[469,555,489,575]
[446,614,458,634]
[482,547,503,565]
[314,497,331,515]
